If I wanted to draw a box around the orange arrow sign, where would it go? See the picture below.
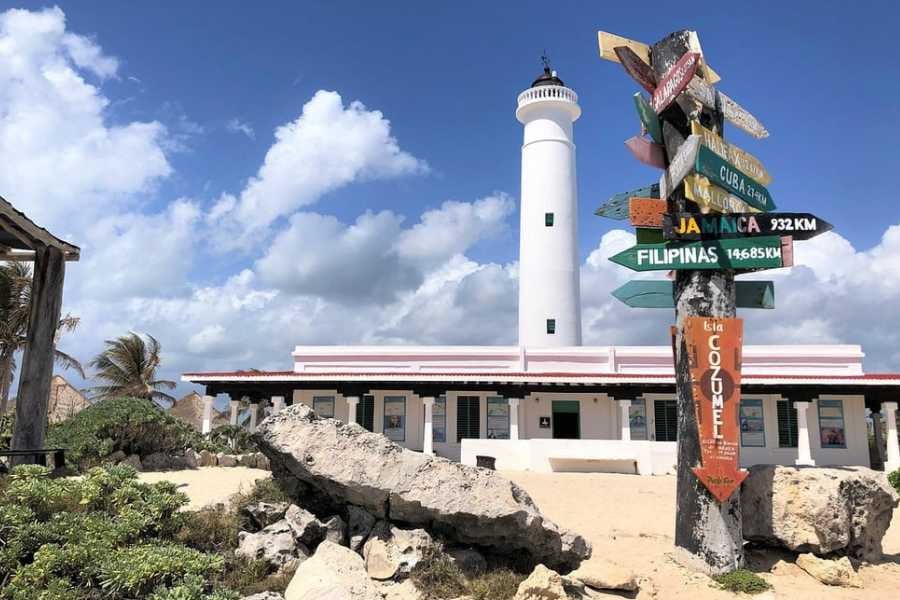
[628,197,667,228]
[684,316,747,503]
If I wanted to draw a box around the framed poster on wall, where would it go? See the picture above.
[383,396,406,442]
[487,397,509,439]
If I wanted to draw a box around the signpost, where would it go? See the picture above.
[683,174,759,214]
[625,136,666,169]
[659,135,700,199]
[695,145,776,212]
[612,280,774,309]
[634,93,663,144]
[598,30,722,83]
[691,121,771,185]
[615,46,657,93]
[595,183,659,219]
[663,212,833,241]
[686,76,769,139]
[629,197,667,227]
[684,316,748,502]
[609,236,791,272]
[651,52,700,113]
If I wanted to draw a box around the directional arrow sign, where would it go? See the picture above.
[636,228,665,244]
[691,121,771,185]
[625,136,666,169]
[685,315,748,503]
[686,76,768,139]
[633,93,663,144]
[596,183,660,219]
[597,31,722,83]
[629,197,667,228]
[695,145,776,212]
[683,174,759,214]
[651,52,700,113]
[614,46,657,93]
[609,236,790,271]
[612,280,775,309]
[659,135,700,200]
[663,212,833,241]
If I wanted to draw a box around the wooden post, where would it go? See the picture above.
[10,245,65,466]
[651,30,744,574]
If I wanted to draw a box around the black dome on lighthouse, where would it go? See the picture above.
[531,66,565,88]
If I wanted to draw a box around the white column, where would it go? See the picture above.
[249,402,259,433]
[618,399,632,441]
[229,398,240,426]
[423,397,435,455]
[509,398,520,441]
[201,395,214,435]
[347,396,359,425]
[271,395,285,414]
[795,401,816,466]
[883,401,900,472]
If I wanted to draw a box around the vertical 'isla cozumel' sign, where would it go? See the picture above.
[685,316,748,503]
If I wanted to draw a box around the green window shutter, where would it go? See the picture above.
[545,212,554,226]
[457,396,480,442]
[776,400,798,448]
[546,319,556,334]
[357,395,375,432]
[654,399,677,442]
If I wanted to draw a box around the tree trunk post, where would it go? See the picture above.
[651,30,744,574]
[10,245,66,466]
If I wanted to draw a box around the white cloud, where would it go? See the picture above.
[208,90,428,248]
[225,118,255,139]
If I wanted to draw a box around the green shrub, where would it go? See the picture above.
[466,568,524,600]
[47,397,204,470]
[177,506,241,553]
[230,478,293,531]
[0,412,12,451]
[410,548,467,599]
[888,468,900,495]
[712,569,771,594]
[219,556,295,596]
[206,424,258,454]
[0,464,229,600]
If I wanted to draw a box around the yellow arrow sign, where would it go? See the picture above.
[683,174,762,214]
[597,30,721,83]
[690,121,772,185]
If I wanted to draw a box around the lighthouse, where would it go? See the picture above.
[516,64,582,347]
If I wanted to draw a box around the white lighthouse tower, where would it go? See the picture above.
[516,64,582,347]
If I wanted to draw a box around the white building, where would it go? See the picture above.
[184,67,900,475]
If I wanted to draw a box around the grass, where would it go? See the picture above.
[410,549,525,600]
[712,569,772,594]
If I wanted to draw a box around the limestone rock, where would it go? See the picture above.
[514,564,567,600]
[285,504,327,547]
[447,547,487,575]
[363,521,434,580]
[184,448,199,469]
[122,454,142,471]
[218,453,238,467]
[255,452,270,470]
[242,501,290,532]
[284,540,383,600]
[379,579,423,600]
[241,593,285,600]
[323,514,346,546]
[569,560,639,591]
[108,450,127,463]
[796,553,863,588]
[199,449,217,467]
[239,453,257,468]
[237,520,309,569]
[255,404,591,570]
[348,505,377,551]
[742,465,899,560]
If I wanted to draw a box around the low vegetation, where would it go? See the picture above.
[411,549,525,600]
[712,569,772,594]
[888,468,900,495]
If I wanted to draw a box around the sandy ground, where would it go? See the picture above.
[140,468,900,598]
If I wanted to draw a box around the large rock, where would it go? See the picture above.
[796,553,863,588]
[742,465,899,560]
[255,404,591,570]
[348,505,376,551]
[198,449,217,467]
[122,454,142,471]
[237,520,309,569]
[322,515,347,546]
[568,560,638,592]
[514,564,567,600]
[285,504,327,547]
[285,540,383,600]
[363,521,435,580]
[242,501,290,532]
[217,453,238,467]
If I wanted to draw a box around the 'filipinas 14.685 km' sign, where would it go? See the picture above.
[684,315,748,503]
[609,236,792,271]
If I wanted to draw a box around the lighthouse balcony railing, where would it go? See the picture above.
[516,85,578,109]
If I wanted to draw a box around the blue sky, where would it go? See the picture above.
[2,2,900,394]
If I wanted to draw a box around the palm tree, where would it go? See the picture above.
[0,262,84,414]
[88,332,176,405]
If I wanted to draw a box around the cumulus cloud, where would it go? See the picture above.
[208,90,429,248]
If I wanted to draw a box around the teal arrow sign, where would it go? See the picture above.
[612,280,775,309]
[695,145,776,212]
[633,92,663,145]
[595,183,660,219]
[609,236,789,271]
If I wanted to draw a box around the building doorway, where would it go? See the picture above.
[552,400,580,439]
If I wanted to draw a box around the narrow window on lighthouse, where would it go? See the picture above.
[544,212,554,227]
[546,319,556,334]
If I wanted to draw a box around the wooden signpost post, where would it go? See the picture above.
[612,280,775,310]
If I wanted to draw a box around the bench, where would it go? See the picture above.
[0,448,66,471]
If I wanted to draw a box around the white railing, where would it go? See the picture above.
[516,85,578,109]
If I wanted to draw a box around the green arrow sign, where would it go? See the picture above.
[612,280,775,309]
[633,92,663,145]
[609,236,789,271]
[695,145,776,212]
